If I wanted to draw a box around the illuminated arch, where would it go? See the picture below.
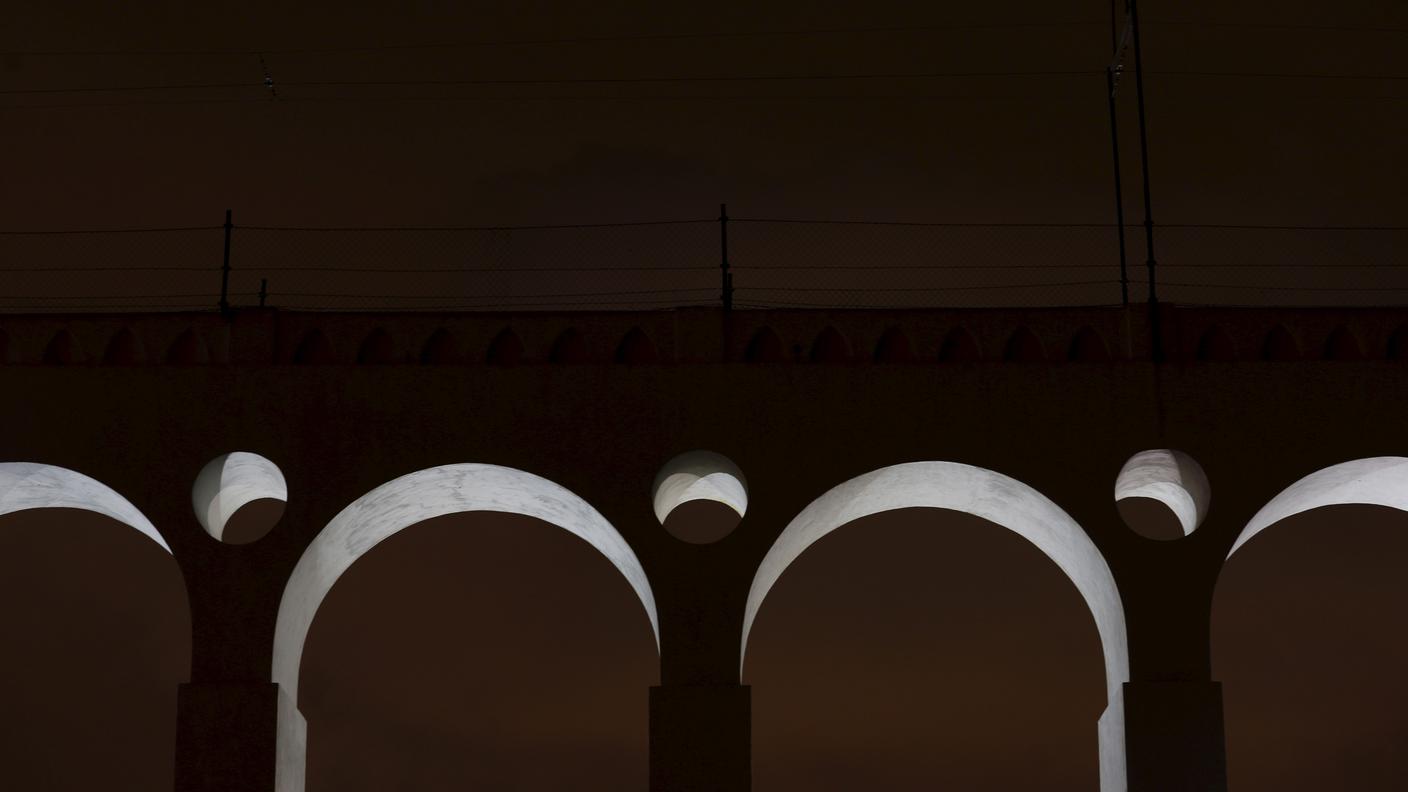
[1230,457,1408,558]
[742,461,1129,792]
[271,463,658,792]
[0,462,170,553]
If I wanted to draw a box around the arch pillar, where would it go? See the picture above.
[649,685,751,792]
[1120,680,1227,792]
[175,682,297,792]
[1114,558,1229,792]
[172,546,293,792]
[647,541,752,792]
[270,463,658,792]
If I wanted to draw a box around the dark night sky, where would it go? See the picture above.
[3,0,1405,229]
[3,1,1408,790]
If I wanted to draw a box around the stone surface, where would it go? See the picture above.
[741,461,1130,790]
[0,462,170,553]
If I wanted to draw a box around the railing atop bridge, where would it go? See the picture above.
[1,213,1405,313]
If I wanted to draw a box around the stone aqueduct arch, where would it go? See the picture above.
[269,463,659,792]
[740,461,1133,792]
[6,450,1408,790]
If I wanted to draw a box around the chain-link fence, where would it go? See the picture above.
[1,217,1405,312]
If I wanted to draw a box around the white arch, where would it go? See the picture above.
[741,461,1129,792]
[271,462,657,792]
[192,452,288,542]
[1231,456,1408,558]
[0,462,170,553]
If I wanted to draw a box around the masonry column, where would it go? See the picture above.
[1121,678,1227,792]
[646,461,755,792]
[175,682,298,792]
[1116,545,1228,792]
[172,501,296,792]
[649,683,751,792]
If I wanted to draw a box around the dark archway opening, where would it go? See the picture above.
[299,512,657,792]
[1213,505,1408,791]
[0,509,190,792]
[746,509,1104,791]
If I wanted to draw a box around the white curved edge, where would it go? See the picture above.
[1231,456,1408,558]
[740,461,1129,792]
[192,452,289,541]
[272,462,658,699]
[0,462,171,554]
[652,450,749,524]
[741,461,1128,693]
[1114,449,1211,537]
[271,463,658,792]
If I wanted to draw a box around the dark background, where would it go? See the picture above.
[4,0,1404,228]
[3,1,1407,790]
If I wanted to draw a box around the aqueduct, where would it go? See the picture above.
[2,302,1407,791]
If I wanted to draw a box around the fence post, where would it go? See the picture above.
[219,209,233,316]
[719,203,733,313]
[1128,0,1162,360]
[1106,65,1130,308]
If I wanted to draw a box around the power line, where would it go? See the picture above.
[8,69,1408,99]
[0,70,1104,96]
[0,21,1109,57]
[6,18,1406,58]
[1141,19,1408,36]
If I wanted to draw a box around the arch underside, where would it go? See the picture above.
[1231,457,1408,558]
[0,462,170,553]
[271,462,658,792]
[742,461,1130,791]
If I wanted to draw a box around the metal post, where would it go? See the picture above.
[219,209,233,316]
[719,203,733,313]
[1128,0,1162,360]
[1107,66,1130,307]
[258,278,268,308]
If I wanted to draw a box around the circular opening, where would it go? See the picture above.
[1117,496,1187,542]
[192,452,288,545]
[221,498,286,545]
[663,499,743,544]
